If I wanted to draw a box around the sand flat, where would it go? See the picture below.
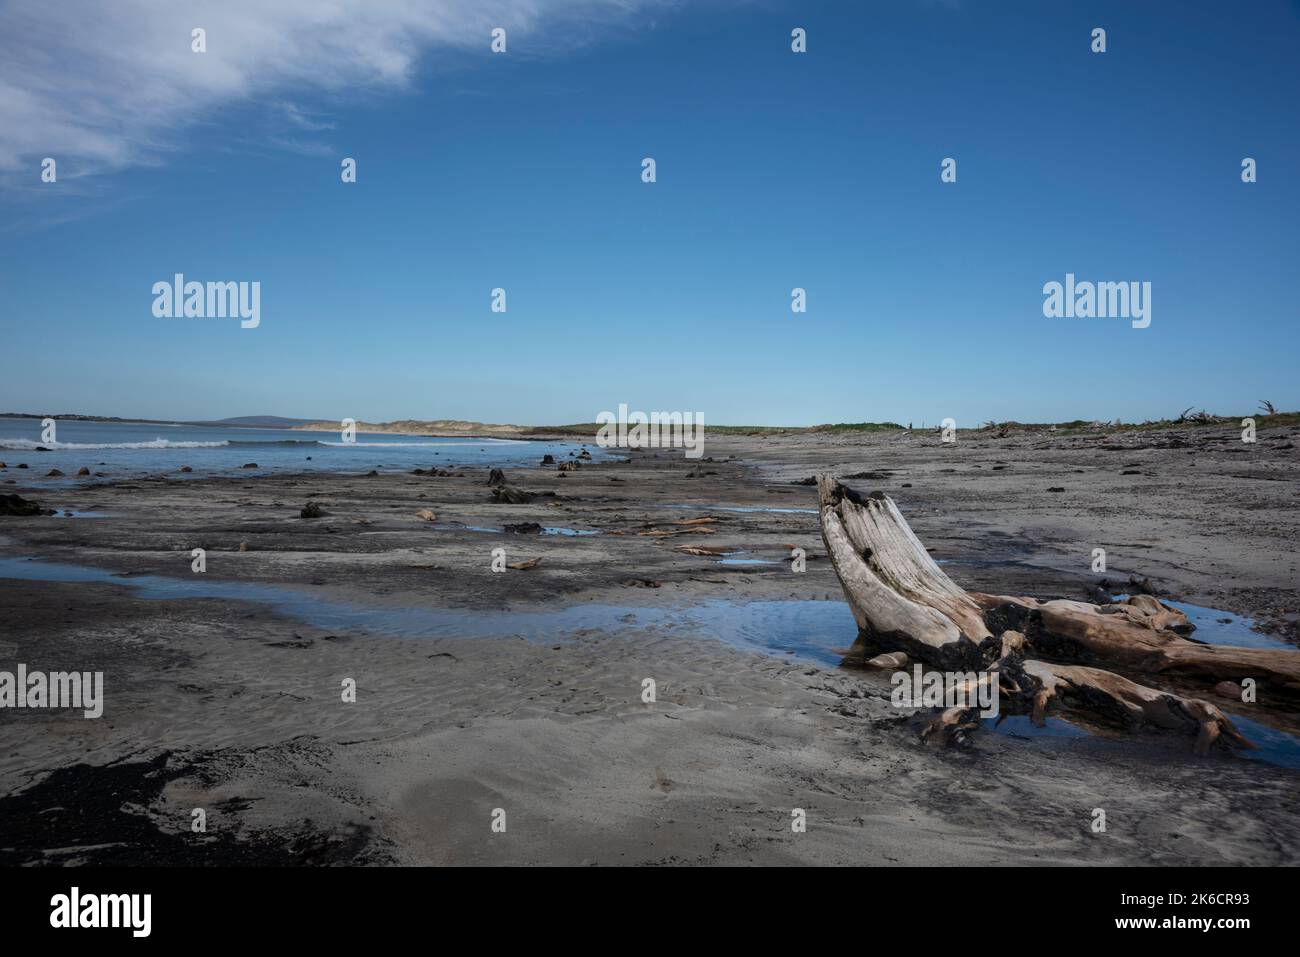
[1,422,1297,865]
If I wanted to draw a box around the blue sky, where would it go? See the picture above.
[1,0,1297,426]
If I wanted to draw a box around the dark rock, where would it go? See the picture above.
[540,455,555,465]
[487,468,506,486]
[0,494,47,516]
[46,468,64,477]
[179,466,192,473]
[300,502,327,519]
[76,467,90,476]
[1126,575,1156,596]
[1047,486,1065,492]
[503,522,543,534]
[242,463,258,469]
[492,485,533,504]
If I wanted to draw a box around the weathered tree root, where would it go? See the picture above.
[817,475,1290,754]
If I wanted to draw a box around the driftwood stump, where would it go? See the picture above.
[816,475,1299,753]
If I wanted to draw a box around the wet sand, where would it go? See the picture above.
[1,422,1298,865]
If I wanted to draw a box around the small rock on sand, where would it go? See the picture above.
[300,502,327,519]
[866,652,910,669]
[77,467,90,476]
[415,509,437,522]
[0,493,47,516]
[242,463,258,469]
[1213,681,1244,699]
[46,469,64,477]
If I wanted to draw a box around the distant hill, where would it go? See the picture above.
[205,416,318,429]
[291,418,528,437]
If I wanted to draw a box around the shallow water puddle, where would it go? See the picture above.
[661,504,818,515]
[0,556,852,666]
[717,550,782,566]
[3,555,1295,769]
[433,523,599,537]
[984,714,1091,739]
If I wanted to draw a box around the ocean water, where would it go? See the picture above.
[0,417,608,479]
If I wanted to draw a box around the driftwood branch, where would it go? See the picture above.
[817,475,1298,753]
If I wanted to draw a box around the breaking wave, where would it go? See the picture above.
[0,437,228,451]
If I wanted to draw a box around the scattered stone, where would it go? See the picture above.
[242,462,258,469]
[492,486,537,504]
[540,455,555,465]
[179,466,192,473]
[16,464,27,469]
[46,468,64,477]
[506,557,542,570]
[866,652,910,669]
[77,467,90,476]
[1126,574,1156,596]
[504,522,542,534]
[366,470,379,477]
[487,468,507,486]
[790,476,817,486]
[238,542,250,552]
[415,509,437,522]
[621,578,662,588]
[1047,486,1065,492]
[300,502,327,519]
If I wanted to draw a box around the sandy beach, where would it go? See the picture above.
[1,421,1297,866]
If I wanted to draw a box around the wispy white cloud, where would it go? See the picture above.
[0,0,677,177]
